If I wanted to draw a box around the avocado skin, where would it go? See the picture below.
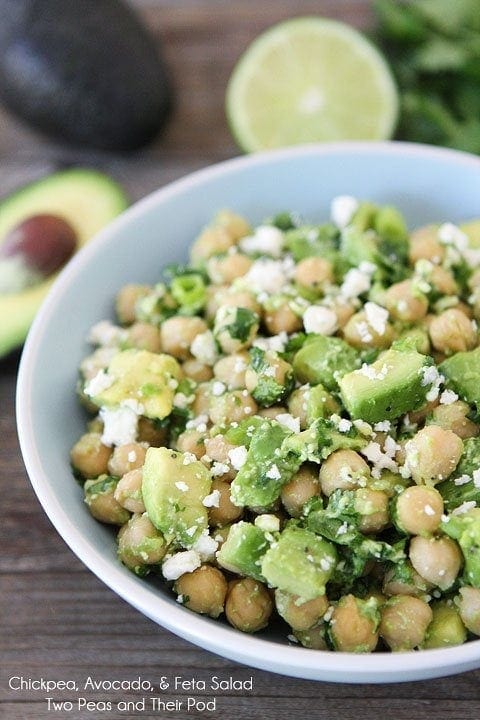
[0,0,172,151]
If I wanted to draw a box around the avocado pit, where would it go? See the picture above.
[0,214,77,293]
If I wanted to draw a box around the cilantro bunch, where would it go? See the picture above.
[374,0,480,152]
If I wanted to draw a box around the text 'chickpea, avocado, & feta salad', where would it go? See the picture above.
[71,197,480,653]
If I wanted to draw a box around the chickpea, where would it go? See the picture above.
[214,209,251,241]
[174,565,228,619]
[379,595,433,651]
[275,589,328,631]
[204,434,236,466]
[294,257,334,292]
[225,578,273,633]
[407,398,439,426]
[190,226,236,264]
[330,298,356,329]
[108,443,146,477]
[214,307,259,354]
[329,595,379,653]
[264,302,303,335]
[115,284,150,325]
[457,587,480,636]
[125,322,162,353]
[456,301,474,319]
[192,383,211,415]
[245,352,293,398]
[114,468,145,513]
[384,280,428,323]
[215,288,261,315]
[258,406,287,420]
[137,417,168,447]
[409,225,445,265]
[383,561,431,597]
[208,390,258,426]
[213,352,249,389]
[84,476,130,525]
[182,359,213,383]
[294,623,328,650]
[319,450,370,497]
[409,535,462,590]
[395,486,443,535]
[404,425,463,485]
[70,432,112,478]
[208,479,243,527]
[80,347,117,382]
[160,316,208,360]
[176,429,206,459]
[355,488,390,534]
[281,465,320,517]
[287,385,339,430]
[207,252,252,284]
[205,284,227,321]
[87,417,103,434]
[429,308,477,355]
[469,268,480,292]
[429,266,459,296]
[343,311,395,350]
[431,401,479,440]
[118,513,166,570]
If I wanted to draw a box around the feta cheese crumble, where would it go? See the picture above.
[190,330,218,366]
[228,445,248,470]
[275,413,301,433]
[303,306,338,336]
[84,369,114,397]
[162,550,201,581]
[239,225,284,258]
[331,195,359,229]
[364,302,389,336]
[202,489,221,507]
[99,405,138,447]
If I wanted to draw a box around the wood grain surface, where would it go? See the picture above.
[1,2,480,719]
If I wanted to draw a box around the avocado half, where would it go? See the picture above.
[0,168,128,358]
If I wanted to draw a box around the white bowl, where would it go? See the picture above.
[17,142,480,682]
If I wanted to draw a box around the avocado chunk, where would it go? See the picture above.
[437,438,480,511]
[216,521,270,582]
[422,601,467,649]
[0,168,128,357]
[87,349,182,420]
[339,348,434,423]
[441,510,480,588]
[261,526,337,600]
[293,336,360,390]
[230,420,299,509]
[0,0,171,150]
[440,348,480,411]
[142,447,212,547]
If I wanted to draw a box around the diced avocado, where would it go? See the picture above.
[230,420,299,508]
[284,224,339,263]
[442,510,480,588]
[306,383,340,421]
[422,601,467,649]
[293,336,360,391]
[247,347,294,407]
[261,526,337,600]
[340,226,378,268]
[223,416,265,447]
[216,521,270,582]
[440,348,480,411]
[339,348,433,423]
[142,447,212,547]
[89,348,182,419]
[438,438,480,511]
[395,326,430,355]
[281,418,366,465]
[0,168,128,357]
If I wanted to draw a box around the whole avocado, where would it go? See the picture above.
[0,0,172,151]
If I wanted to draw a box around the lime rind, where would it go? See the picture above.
[226,16,399,153]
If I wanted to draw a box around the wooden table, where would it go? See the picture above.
[2,2,480,718]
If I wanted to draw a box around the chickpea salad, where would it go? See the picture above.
[72,198,480,653]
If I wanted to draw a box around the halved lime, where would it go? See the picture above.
[226,17,399,152]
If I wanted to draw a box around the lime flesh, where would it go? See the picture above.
[226,17,399,152]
